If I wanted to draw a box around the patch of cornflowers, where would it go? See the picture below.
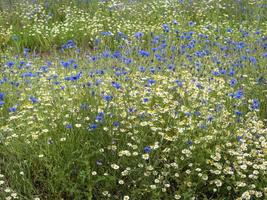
[0,8,267,200]
[0,0,266,50]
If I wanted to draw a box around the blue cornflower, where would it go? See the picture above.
[227,28,233,33]
[200,124,207,129]
[147,79,156,86]
[134,32,144,39]
[188,21,195,26]
[112,82,121,89]
[143,98,149,103]
[60,60,71,68]
[113,51,121,58]
[219,68,226,75]
[236,42,245,50]
[237,136,243,142]
[102,50,111,58]
[138,50,150,57]
[0,101,4,106]
[155,54,163,61]
[128,108,136,113]
[29,96,38,103]
[40,66,49,72]
[187,140,193,146]
[234,90,244,99]
[235,110,243,116]
[6,61,15,68]
[229,70,235,76]
[0,93,4,101]
[251,99,260,110]
[9,107,17,112]
[196,83,203,89]
[162,24,169,33]
[61,40,76,50]
[113,121,120,127]
[23,48,30,53]
[249,57,257,64]
[168,64,175,71]
[185,112,191,117]
[138,66,146,72]
[100,31,112,36]
[212,71,220,76]
[89,124,98,130]
[103,95,112,102]
[96,112,104,122]
[194,111,201,116]
[195,51,204,58]
[96,160,103,166]
[21,72,36,78]
[64,72,82,81]
[53,81,60,85]
[66,124,73,129]
[207,116,214,122]
[144,146,151,153]
[123,58,132,65]
[175,80,183,87]
[262,52,267,58]
[150,67,156,73]
[229,78,237,87]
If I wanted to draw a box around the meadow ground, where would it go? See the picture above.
[0,0,267,199]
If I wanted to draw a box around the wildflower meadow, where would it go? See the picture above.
[0,0,266,199]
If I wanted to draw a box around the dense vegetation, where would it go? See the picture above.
[0,0,266,199]
[0,0,266,51]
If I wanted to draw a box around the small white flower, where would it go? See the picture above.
[142,154,149,160]
[111,164,119,170]
[214,179,222,187]
[102,191,109,196]
[11,193,17,198]
[42,129,49,133]
[75,124,82,128]
[202,174,208,181]
[150,185,156,189]
[4,188,11,193]
[123,195,130,200]
[241,191,251,200]
[91,171,97,176]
